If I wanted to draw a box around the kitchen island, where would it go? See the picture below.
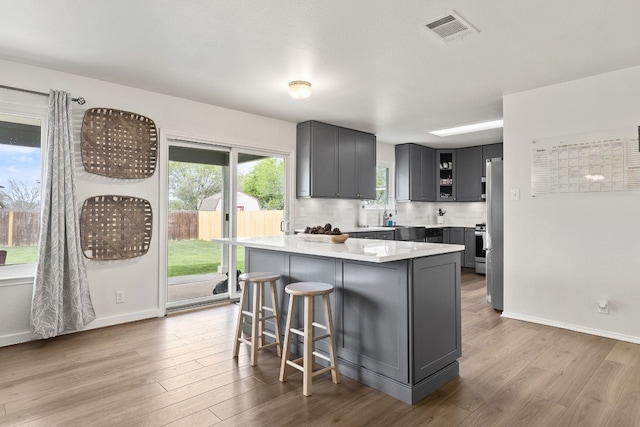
[216,235,464,404]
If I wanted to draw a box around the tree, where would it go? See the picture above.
[168,162,223,210]
[240,158,284,210]
[0,178,40,211]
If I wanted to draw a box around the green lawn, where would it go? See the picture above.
[168,240,244,277]
[0,246,38,265]
[0,241,244,278]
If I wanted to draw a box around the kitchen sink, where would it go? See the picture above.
[393,225,426,242]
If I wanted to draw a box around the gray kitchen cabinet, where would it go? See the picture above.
[445,227,465,264]
[455,146,483,202]
[338,128,377,199]
[464,228,476,268]
[297,121,339,198]
[482,143,503,176]
[297,120,376,199]
[340,260,409,382]
[352,230,395,240]
[395,143,435,202]
[436,150,456,201]
[412,255,461,383]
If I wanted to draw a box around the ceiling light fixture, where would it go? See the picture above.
[429,119,504,137]
[288,80,312,99]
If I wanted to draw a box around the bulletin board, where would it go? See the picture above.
[531,127,640,197]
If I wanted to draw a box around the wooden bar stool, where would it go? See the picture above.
[233,272,282,366]
[279,282,340,396]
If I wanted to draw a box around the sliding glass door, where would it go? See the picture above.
[233,150,288,293]
[166,141,231,310]
[165,139,289,310]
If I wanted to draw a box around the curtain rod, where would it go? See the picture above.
[0,84,86,105]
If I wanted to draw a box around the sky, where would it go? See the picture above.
[0,144,41,189]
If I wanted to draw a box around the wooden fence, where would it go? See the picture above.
[0,210,283,246]
[0,211,40,246]
[170,210,283,240]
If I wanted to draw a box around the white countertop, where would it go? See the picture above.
[295,224,480,234]
[214,235,464,263]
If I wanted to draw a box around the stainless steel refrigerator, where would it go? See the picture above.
[485,158,504,311]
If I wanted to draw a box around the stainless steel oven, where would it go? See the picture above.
[475,223,486,274]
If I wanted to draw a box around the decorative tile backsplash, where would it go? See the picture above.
[293,198,486,230]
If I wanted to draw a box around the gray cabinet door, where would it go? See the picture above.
[296,121,339,197]
[456,146,483,202]
[413,254,461,383]
[420,146,436,201]
[355,131,377,200]
[464,228,476,268]
[338,260,409,383]
[448,227,465,264]
[395,144,435,202]
[355,230,395,240]
[338,128,358,198]
[482,143,503,176]
[395,144,411,202]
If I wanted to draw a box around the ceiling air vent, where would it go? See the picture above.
[424,11,478,43]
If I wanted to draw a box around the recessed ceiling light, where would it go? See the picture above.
[288,81,312,99]
[429,119,503,137]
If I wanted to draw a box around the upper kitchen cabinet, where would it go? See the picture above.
[482,143,503,176]
[297,121,376,199]
[436,150,456,201]
[455,146,483,202]
[396,143,435,202]
[338,128,377,199]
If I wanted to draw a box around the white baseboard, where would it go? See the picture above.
[501,311,640,345]
[0,331,32,347]
[0,309,163,348]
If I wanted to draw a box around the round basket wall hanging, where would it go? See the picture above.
[81,108,158,178]
[80,195,153,260]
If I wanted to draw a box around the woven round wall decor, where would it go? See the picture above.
[81,108,157,179]
[80,195,153,260]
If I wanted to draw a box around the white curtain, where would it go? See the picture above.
[30,90,95,339]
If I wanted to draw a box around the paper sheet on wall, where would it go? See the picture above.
[531,128,640,197]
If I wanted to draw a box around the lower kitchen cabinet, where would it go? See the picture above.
[444,227,475,269]
[340,260,409,382]
[464,228,476,268]
[351,230,395,240]
[445,227,465,264]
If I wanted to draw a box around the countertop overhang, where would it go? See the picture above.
[214,235,464,263]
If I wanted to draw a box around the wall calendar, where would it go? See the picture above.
[531,127,640,197]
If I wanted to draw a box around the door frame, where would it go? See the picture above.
[158,130,292,315]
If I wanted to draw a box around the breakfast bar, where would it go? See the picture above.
[216,235,464,404]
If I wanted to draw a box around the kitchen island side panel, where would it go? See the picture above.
[412,252,462,383]
[338,260,409,383]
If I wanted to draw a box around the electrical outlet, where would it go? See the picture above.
[597,299,608,314]
[116,291,125,304]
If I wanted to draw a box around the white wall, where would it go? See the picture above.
[503,65,640,343]
[0,59,295,346]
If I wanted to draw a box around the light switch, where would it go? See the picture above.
[510,188,520,201]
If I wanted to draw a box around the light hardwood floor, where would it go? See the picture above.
[2,272,640,426]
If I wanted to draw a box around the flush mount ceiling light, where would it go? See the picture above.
[288,80,312,99]
[429,119,504,137]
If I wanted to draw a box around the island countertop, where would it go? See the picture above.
[213,235,464,263]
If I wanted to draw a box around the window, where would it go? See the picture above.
[0,111,44,272]
[376,164,389,205]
